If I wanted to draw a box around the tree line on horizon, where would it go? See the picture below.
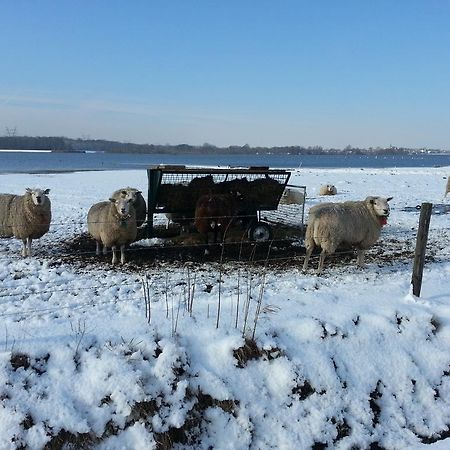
[0,135,441,155]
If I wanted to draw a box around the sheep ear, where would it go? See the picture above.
[120,190,127,197]
[387,196,393,202]
[109,198,116,203]
[136,190,142,194]
[26,188,32,193]
[44,189,50,195]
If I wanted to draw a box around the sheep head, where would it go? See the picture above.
[119,187,142,204]
[366,196,393,225]
[25,188,50,206]
[109,196,133,219]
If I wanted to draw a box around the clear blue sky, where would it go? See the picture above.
[1,0,449,149]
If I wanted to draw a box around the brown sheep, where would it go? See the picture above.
[194,193,236,254]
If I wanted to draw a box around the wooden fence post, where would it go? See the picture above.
[411,202,433,297]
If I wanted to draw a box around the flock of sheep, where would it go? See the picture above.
[0,187,146,264]
[0,176,449,273]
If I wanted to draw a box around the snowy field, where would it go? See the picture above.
[0,166,450,449]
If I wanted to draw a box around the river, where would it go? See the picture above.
[0,150,449,173]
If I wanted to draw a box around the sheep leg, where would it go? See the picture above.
[111,246,118,264]
[302,245,314,271]
[26,238,32,256]
[317,250,328,275]
[95,241,101,256]
[356,249,365,267]
[21,239,27,257]
[204,233,210,256]
[120,244,126,264]
[102,245,107,255]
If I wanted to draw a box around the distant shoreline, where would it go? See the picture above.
[1,148,449,156]
[0,135,448,156]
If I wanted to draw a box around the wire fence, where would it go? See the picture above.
[1,214,439,238]
[0,241,423,304]
[1,215,446,269]
[1,209,448,321]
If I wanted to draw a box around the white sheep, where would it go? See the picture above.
[444,176,450,201]
[0,188,51,257]
[319,184,337,196]
[279,187,305,205]
[302,196,392,274]
[111,187,147,228]
[87,196,137,264]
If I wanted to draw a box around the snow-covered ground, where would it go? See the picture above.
[0,166,449,449]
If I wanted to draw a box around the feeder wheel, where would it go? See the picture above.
[248,221,273,242]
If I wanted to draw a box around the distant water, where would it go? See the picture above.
[0,151,449,173]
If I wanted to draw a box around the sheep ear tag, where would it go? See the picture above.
[379,216,388,226]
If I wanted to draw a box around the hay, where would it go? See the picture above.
[156,175,215,213]
[154,175,284,214]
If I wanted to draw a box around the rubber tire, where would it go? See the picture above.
[248,222,273,242]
